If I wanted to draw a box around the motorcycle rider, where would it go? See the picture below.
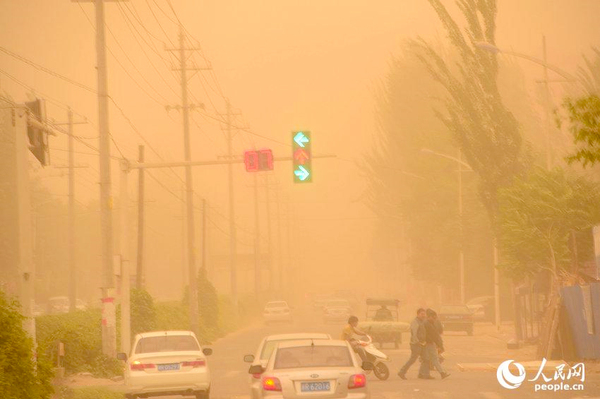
[341,315,368,362]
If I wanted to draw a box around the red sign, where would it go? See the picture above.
[244,149,273,172]
[244,150,259,172]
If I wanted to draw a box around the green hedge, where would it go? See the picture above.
[0,291,53,399]
[36,309,121,378]
[54,386,123,399]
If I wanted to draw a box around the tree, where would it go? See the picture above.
[563,48,600,167]
[0,291,53,399]
[565,95,600,167]
[410,0,527,224]
[364,42,494,295]
[498,167,600,284]
[197,268,219,333]
[131,288,156,337]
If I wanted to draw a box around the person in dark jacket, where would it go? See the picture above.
[419,309,450,379]
[397,308,427,379]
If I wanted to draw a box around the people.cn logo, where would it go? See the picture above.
[497,360,526,390]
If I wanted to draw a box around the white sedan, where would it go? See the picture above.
[248,340,371,399]
[263,301,293,324]
[118,330,212,399]
[244,333,332,399]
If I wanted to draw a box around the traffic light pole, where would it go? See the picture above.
[253,173,261,296]
[136,145,145,289]
[226,100,238,306]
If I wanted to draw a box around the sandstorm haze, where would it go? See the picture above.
[1,0,600,305]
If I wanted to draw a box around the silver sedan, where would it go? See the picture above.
[248,339,371,399]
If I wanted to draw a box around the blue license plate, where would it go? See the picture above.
[301,381,330,392]
[157,363,180,371]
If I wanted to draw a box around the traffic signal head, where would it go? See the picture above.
[292,131,311,183]
[25,98,49,166]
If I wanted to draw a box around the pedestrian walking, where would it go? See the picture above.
[419,309,450,379]
[397,308,427,379]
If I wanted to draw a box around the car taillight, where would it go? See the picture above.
[182,360,206,367]
[262,376,282,391]
[348,374,367,389]
[130,362,155,371]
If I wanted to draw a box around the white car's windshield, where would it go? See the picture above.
[135,335,199,354]
[274,346,353,369]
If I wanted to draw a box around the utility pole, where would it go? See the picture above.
[136,145,145,289]
[264,174,273,290]
[226,100,238,305]
[253,173,261,296]
[274,186,284,292]
[68,108,76,312]
[181,184,187,291]
[95,0,116,357]
[73,0,124,357]
[167,25,201,335]
[458,149,465,304]
[119,160,131,354]
[202,198,207,272]
[542,35,552,171]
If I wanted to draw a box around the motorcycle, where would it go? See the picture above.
[356,335,391,381]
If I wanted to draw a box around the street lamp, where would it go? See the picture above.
[474,38,578,170]
[473,41,577,82]
[420,148,472,304]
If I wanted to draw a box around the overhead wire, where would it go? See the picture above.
[77,3,167,107]
[116,1,181,99]
[0,46,97,94]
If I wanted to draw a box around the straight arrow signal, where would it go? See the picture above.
[294,132,309,148]
[294,165,310,181]
[294,149,309,164]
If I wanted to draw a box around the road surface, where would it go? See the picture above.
[160,309,600,399]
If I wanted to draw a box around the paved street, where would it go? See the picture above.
[196,310,600,399]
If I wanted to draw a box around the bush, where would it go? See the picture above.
[54,386,124,399]
[0,291,53,399]
[36,309,122,378]
[154,301,188,331]
[130,288,156,337]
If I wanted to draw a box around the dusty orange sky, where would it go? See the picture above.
[1,0,599,298]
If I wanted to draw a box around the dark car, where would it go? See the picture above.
[439,304,474,335]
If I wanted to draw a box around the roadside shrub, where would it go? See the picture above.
[198,268,220,336]
[130,288,156,337]
[55,386,124,399]
[36,309,122,378]
[0,291,53,399]
[154,301,188,331]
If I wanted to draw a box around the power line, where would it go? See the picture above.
[77,3,167,107]
[0,46,97,94]
[116,2,181,99]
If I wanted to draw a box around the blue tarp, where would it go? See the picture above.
[561,283,600,360]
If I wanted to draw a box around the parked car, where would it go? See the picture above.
[263,301,292,325]
[466,296,494,321]
[312,293,334,312]
[118,330,212,399]
[439,304,474,335]
[322,299,352,324]
[243,333,331,399]
[248,339,372,399]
